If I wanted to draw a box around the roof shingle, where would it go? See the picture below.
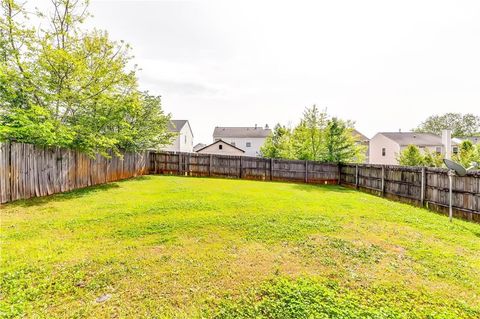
[379,132,458,146]
[213,126,271,138]
[168,120,188,132]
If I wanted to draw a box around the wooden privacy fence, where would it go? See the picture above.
[149,152,340,184]
[340,164,480,222]
[0,142,148,203]
[1,143,479,223]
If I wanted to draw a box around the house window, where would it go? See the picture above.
[184,135,187,144]
[382,148,386,156]
[219,144,223,150]
[435,146,441,154]
[231,142,236,146]
[246,142,251,147]
[453,146,458,154]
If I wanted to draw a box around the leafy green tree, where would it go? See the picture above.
[260,106,364,163]
[397,145,425,166]
[260,124,294,159]
[323,117,365,163]
[291,105,328,161]
[0,0,173,156]
[415,113,480,137]
[453,140,480,167]
[422,149,443,168]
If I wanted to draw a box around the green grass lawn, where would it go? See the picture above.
[1,176,480,318]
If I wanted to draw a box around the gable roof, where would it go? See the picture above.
[378,132,458,146]
[352,129,369,141]
[168,120,193,137]
[196,139,245,153]
[193,143,206,152]
[213,126,272,138]
[168,120,187,132]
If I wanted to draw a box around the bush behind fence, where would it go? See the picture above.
[1,143,479,222]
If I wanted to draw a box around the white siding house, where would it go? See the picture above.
[196,140,245,156]
[369,131,459,165]
[162,120,194,152]
[212,125,271,157]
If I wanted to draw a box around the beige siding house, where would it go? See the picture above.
[162,120,194,153]
[369,131,459,165]
[213,125,271,157]
[196,140,245,156]
[352,129,370,163]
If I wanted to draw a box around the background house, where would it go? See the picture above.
[193,143,206,152]
[196,140,245,156]
[162,120,194,152]
[352,129,370,163]
[369,131,459,165]
[213,124,271,157]
[463,136,480,144]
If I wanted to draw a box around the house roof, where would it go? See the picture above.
[168,120,187,132]
[168,120,193,137]
[462,136,480,144]
[193,143,206,152]
[352,129,369,141]
[378,132,458,146]
[213,126,272,138]
[196,139,245,153]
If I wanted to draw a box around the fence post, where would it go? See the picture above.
[270,158,273,181]
[209,154,212,176]
[239,156,243,179]
[305,160,308,183]
[154,152,158,174]
[337,163,342,185]
[178,153,182,175]
[420,167,426,207]
[355,164,359,189]
[381,165,385,196]
[147,151,151,174]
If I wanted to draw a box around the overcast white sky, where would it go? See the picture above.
[80,1,480,142]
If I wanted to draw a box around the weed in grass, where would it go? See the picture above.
[208,277,480,319]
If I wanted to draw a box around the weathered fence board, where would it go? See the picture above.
[149,152,339,184]
[0,142,148,203]
[340,163,480,221]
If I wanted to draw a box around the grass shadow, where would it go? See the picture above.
[2,182,121,208]
[2,175,157,209]
[291,183,355,194]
